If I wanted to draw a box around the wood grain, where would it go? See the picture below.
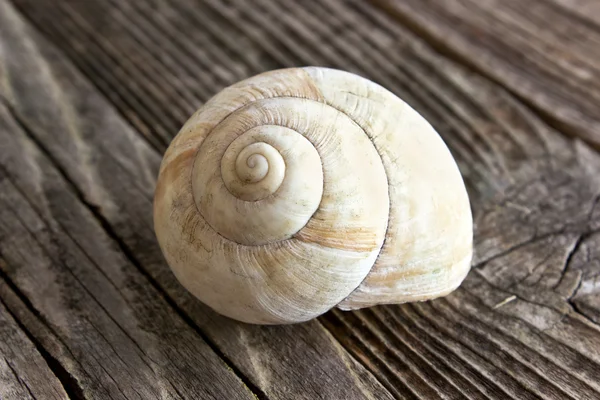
[371,0,600,150]
[0,277,68,400]
[1,0,600,398]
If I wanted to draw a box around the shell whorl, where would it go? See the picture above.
[193,119,327,246]
[154,67,473,324]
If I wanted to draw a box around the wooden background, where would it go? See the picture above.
[1,0,599,399]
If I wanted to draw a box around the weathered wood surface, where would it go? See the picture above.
[0,0,599,398]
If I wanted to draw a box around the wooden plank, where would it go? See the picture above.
[3,0,600,398]
[370,0,600,149]
[569,232,600,324]
[0,1,395,399]
[0,278,68,400]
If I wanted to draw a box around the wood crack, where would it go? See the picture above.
[472,269,565,316]
[474,229,567,269]
[568,300,600,328]
[0,269,85,400]
[4,357,37,400]
[555,233,588,293]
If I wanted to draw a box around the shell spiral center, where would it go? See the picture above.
[223,141,285,201]
[192,123,324,246]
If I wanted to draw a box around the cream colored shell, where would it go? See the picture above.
[153,67,473,324]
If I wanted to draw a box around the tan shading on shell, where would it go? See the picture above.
[153,67,473,324]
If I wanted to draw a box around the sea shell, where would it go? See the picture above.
[153,67,473,324]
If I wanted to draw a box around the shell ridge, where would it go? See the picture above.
[309,99,393,309]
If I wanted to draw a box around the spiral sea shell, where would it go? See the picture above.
[153,67,473,324]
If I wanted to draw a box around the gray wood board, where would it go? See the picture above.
[1,0,599,398]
